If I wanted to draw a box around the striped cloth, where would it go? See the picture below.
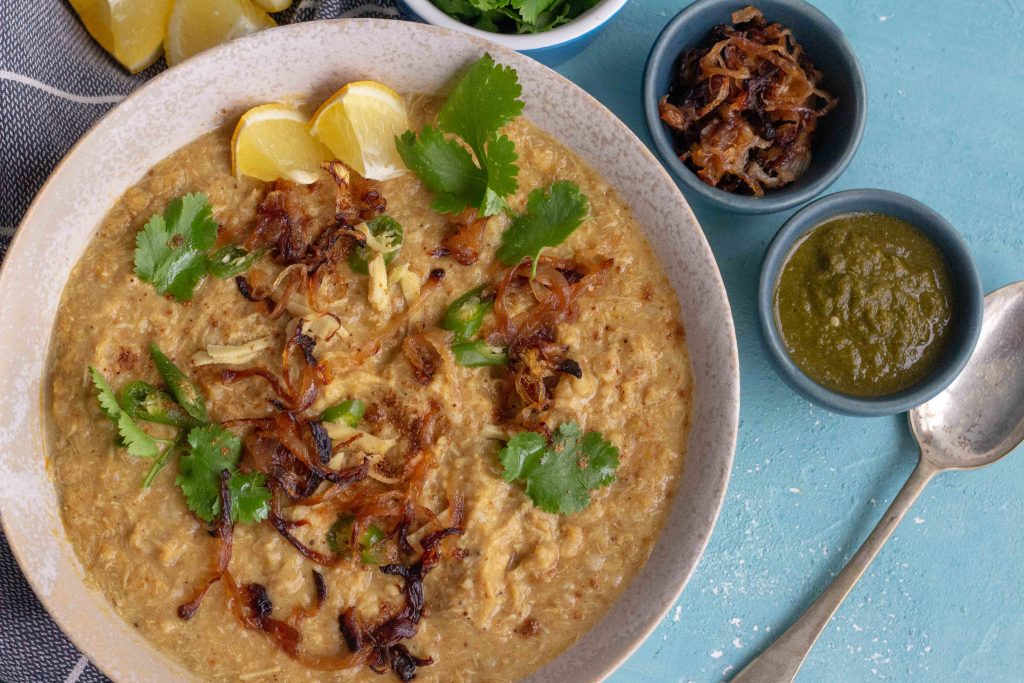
[0,2,407,680]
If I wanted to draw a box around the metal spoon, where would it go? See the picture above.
[732,281,1024,683]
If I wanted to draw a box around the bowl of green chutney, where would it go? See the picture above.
[758,189,983,416]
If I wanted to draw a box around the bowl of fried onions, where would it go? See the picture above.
[644,0,866,214]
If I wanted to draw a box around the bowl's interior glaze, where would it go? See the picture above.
[0,20,738,682]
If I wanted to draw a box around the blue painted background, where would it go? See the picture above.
[541,1,1024,681]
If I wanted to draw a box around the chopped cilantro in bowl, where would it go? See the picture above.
[405,0,626,61]
[431,0,601,34]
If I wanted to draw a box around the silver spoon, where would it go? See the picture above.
[733,281,1024,683]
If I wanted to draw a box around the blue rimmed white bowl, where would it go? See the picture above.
[400,0,627,62]
[758,189,983,416]
[644,0,867,214]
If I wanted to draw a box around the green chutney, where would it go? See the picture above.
[774,212,955,397]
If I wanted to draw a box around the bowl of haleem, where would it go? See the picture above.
[0,20,738,682]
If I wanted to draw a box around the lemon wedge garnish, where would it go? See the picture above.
[232,103,331,184]
[69,0,173,73]
[164,0,275,67]
[250,0,291,11]
[309,81,410,181]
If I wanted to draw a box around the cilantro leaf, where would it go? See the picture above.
[396,55,522,217]
[435,0,481,18]
[176,424,242,523]
[176,424,270,524]
[498,422,619,514]
[396,127,490,215]
[496,180,590,273]
[511,0,558,24]
[134,193,218,301]
[89,366,159,457]
[117,412,159,458]
[480,134,519,214]
[438,54,524,159]
[228,472,271,524]
[89,366,122,422]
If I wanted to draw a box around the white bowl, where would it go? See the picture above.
[401,0,628,55]
[0,19,738,682]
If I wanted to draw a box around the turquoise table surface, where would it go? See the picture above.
[541,1,1024,681]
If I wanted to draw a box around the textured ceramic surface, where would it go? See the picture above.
[400,0,627,57]
[0,19,738,683]
[643,0,867,215]
[758,189,983,416]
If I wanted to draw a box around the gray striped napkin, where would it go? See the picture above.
[0,2,408,680]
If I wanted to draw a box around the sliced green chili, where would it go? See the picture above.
[359,524,386,565]
[121,381,198,428]
[442,285,493,343]
[349,216,404,275]
[149,343,208,422]
[321,398,366,428]
[209,245,264,279]
[452,340,508,367]
[326,514,386,565]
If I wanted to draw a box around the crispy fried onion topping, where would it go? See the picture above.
[238,160,386,315]
[658,6,835,195]
[177,470,234,619]
[490,255,613,427]
[340,497,464,682]
[434,207,489,266]
[188,355,460,681]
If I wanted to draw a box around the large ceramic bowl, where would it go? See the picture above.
[0,20,739,682]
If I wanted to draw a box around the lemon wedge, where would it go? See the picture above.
[310,81,409,181]
[164,0,275,67]
[232,103,331,184]
[250,0,291,11]
[69,0,173,73]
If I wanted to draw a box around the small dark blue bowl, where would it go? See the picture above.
[644,0,867,214]
[758,190,984,416]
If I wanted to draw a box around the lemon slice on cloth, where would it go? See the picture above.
[232,103,331,184]
[69,0,173,73]
[164,0,275,67]
[250,0,292,11]
[310,81,410,181]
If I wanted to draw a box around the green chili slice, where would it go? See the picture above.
[359,524,386,565]
[209,245,264,279]
[321,399,366,428]
[121,381,198,428]
[149,343,208,422]
[349,216,404,275]
[442,285,493,343]
[452,340,508,367]
[326,514,386,564]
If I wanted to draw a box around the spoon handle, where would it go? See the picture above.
[731,458,939,683]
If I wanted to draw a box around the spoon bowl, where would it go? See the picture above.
[911,281,1024,470]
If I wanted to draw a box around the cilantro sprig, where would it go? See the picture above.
[498,421,619,514]
[497,180,590,274]
[88,354,270,525]
[396,54,524,217]
[134,193,262,301]
[177,424,270,524]
[134,193,217,301]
